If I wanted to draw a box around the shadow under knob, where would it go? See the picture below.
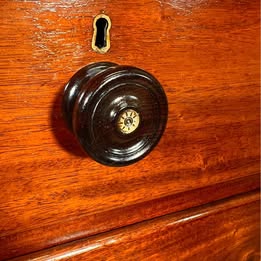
[62,62,168,166]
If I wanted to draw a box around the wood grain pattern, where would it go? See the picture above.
[12,190,260,260]
[0,0,260,259]
[0,174,259,260]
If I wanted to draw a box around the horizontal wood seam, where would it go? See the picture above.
[10,189,260,261]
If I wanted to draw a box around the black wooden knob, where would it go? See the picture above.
[62,62,168,166]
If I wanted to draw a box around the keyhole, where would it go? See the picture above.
[92,14,111,54]
[95,18,108,49]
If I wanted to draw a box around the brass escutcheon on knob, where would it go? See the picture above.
[116,108,140,134]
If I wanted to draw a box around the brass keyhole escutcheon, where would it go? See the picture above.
[92,14,111,54]
[117,109,140,134]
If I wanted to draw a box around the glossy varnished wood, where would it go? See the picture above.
[1,175,259,260]
[12,191,260,260]
[63,62,168,166]
[0,0,260,259]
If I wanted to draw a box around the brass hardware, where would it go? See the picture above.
[117,109,140,134]
[92,14,111,54]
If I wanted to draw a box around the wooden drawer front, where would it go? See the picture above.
[0,0,260,259]
[13,191,260,260]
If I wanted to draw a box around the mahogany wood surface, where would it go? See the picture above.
[0,0,260,259]
[1,174,259,260]
[13,190,260,261]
